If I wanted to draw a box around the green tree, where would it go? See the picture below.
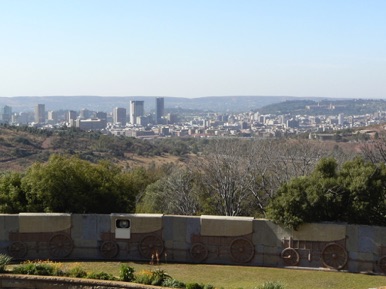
[20,154,137,213]
[0,172,28,213]
[267,157,386,229]
[338,157,386,225]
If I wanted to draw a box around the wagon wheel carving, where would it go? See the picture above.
[379,256,386,274]
[321,243,348,270]
[100,241,119,258]
[230,238,254,263]
[49,233,74,258]
[139,235,164,259]
[8,241,28,259]
[281,248,300,266]
[190,243,209,262]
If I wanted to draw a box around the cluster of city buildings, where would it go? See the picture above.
[0,99,385,139]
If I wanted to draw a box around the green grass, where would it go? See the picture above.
[48,262,386,289]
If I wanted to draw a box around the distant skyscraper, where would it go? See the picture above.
[155,97,164,124]
[130,101,144,125]
[35,104,45,123]
[113,107,127,126]
[338,113,344,126]
[0,105,12,124]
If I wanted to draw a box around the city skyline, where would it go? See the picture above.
[1,1,386,99]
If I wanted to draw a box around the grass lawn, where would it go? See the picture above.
[59,261,386,289]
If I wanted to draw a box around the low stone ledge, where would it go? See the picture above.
[0,274,161,289]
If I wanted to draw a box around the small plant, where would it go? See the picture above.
[161,278,186,288]
[151,268,171,285]
[186,282,204,289]
[135,268,171,285]
[119,264,135,282]
[87,271,117,280]
[255,281,286,289]
[135,270,153,285]
[12,260,64,276]
[0,254,12,273]
[65,264,87,278]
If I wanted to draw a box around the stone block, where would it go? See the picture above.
[186,216,200,243]
[346,224,359,252]
[0,214,19,240]
[253,219,284,247]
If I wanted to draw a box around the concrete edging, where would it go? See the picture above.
[0,274,161,289]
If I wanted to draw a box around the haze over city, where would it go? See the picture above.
[1,0,386,99]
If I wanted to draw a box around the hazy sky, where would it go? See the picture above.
[1,0,385,98]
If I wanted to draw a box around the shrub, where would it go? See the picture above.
[135,269,171,285]
[0,254,12,273]
[255,281,286,289]
[135,270,153,285]
[12,260,64,276]
[65,264,87,278]
[151,269,171,286]
[119,264,135,282]
[162,278,186,288]
[87,271,117,280]
[186,282,204,289]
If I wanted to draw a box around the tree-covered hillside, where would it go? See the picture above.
[258,98,386,116]
[0,125,206,171]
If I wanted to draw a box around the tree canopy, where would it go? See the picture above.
[266,157,386,229]
[0,154,157,214]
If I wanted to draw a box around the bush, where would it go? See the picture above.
[162,278,186,288]
[119,264,135,282]
[135,270,153,285]
[255,281,286,289]
[87,271,117,280]
[186,282,204,289]
[0,254,12,273]
[65,264,87,278]
[151,268,171,286]
[135,269,171,285]
[12,260,64,276]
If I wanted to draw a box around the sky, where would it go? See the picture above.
[1,0,386,98]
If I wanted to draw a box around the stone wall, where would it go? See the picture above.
[0,214,385,274]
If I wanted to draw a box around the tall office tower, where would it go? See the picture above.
[130,100,144,125]
[0,105,12,124]
[338,113,345,126]
[112,107,127,126]
[35,104,45,123]
[155,97,164,124]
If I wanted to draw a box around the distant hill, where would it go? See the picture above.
[0,126,196,172]
[0,95,299,113]
[258,98,386,116]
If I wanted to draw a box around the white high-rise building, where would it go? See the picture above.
[338,113,344,126]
